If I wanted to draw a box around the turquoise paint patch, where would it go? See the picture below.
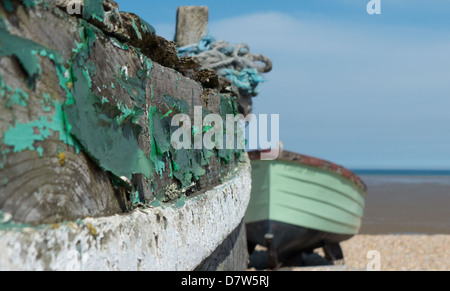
[0,73,8,97]
[192,125,201,137]
[3,102,81,155]
[41,92,54,112]
[161,109,172,119]
[3,0,14,12]
[5,88,29,108]
[3,122,41,153]
[149,200,162,208]
[111,38,130,51]
[36,146,43,157]
[82,0,105,22]
[170,149,205,187]
[0,19,64,89]
[163,94,190,114]
[115,56,152,109]
[138,16,156,35]
[64,22,154,180]
[82,69,92,88]
[148,106,167,179]
[0,210,30,231]
[116,102,133,125]
[130,191,141,206]
[174,195,186,208]
[144,58,153,78]
[115,102,143,126]
[131,18,142,40]
[0,149,8,170]
[0,39,40,88]
[203,125,213,133]
[20,0,38,9]
[152,111,171,155]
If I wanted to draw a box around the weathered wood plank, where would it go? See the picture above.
[0,4,122,225]
[0,1,242,225]
[175,6,209,47]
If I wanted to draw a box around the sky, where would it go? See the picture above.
[116,0,450,170]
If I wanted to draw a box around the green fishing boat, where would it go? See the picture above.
[245,150,367,267]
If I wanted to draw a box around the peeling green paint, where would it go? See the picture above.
[116,102,143,125]
[82,69,93,88]
[131,18,142,40]
[155,94,244,187]
[111,38,130,51]
[174,195,186,208]
[149,200,162,208]
[192,125,201,137]
[3,102,81,156]
[138,16,156,36]
[36,146,44,157]
[161,109,172,119]
[64,22,153,180]
[218,95,243,164]
[0,8,245,209]
[203,125,213,133]
[163,94,190,114]
[20,0,38,9]
[5,88,29,108]
[82,0,105,22]
[2,0,38,12]
[0,149,9,170]
[0,73,7,98]
[144,58,153,78]
[0,18,80,156]
[0,211,30,231]
[0,25,54,88]
[170,149,205,187]
[148,106,166,179]
[130,191,142,206]
[41,92,54,112]
[115,57,152,109]
[3,0,14,12]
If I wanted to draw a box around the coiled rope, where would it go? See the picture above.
[178,35,272,97]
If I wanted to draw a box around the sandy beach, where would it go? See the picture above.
[251,234,450,271]
[333,235,450,271]
[337,175,450,271]
[296,174,450,271]
[318,175,450,271]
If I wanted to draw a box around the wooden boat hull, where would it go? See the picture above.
[245,151,367,264]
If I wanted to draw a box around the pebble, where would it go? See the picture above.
[337,235,450,271]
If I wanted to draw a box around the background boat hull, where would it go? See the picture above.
[246,160,366,235]
[246,220,353,265]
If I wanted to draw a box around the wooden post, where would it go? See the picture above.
[175,6,209,47]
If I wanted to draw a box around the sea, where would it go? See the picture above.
[352,170,450,235]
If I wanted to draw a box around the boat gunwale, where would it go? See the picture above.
[248,150,368,194]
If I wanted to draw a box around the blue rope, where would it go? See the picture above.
[177,35,265,96]
[219,68,264,96]
[177,34,216,57]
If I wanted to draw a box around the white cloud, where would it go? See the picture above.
[207,11,450,168]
